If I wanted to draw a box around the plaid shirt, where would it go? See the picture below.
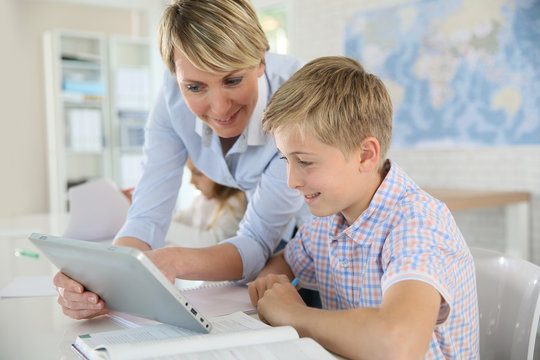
[285,160,479,359]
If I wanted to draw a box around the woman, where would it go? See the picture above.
[53,0,307,320]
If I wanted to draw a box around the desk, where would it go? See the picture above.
[426,189,531,260]
[0,213,125,360]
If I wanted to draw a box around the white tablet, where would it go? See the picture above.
[29,233,212,333]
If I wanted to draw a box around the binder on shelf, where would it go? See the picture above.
[67,108,103,152]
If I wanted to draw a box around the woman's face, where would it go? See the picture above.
[174,50,265,139]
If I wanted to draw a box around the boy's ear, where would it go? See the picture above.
[357,137,380,172]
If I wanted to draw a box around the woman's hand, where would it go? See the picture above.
[53,272,109,319]
[144,247,181,284]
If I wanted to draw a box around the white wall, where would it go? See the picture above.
[0,0,150,218]
[256,0,540,262]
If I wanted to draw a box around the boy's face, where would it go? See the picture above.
[275,128,372,225]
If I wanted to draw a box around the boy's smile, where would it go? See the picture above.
[275,128,379,225]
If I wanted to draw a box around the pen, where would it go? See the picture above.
[14,248,39,259]
[291,277,299,288]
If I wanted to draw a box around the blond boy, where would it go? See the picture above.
[249,57,479,359]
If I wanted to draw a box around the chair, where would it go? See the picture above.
[471,247,540,360]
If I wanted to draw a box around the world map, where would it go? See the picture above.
[344,0,540,148]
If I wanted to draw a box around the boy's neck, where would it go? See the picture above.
[342,159,390,226]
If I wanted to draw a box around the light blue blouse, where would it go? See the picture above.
[116,53,307,282]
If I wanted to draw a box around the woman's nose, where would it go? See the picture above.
[209,89,231,118]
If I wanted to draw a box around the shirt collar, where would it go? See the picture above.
[329,160,411,244]
[195,75,268,150]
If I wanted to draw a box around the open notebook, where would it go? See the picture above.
[72,312,335,360]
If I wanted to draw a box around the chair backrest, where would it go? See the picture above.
[471,247,540,360]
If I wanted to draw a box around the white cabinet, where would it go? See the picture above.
[44,30,153,212]
[109,36,152,188]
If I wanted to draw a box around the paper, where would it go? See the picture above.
[63,178,130,242]
[0,275,56,298]
[181,282,256,317]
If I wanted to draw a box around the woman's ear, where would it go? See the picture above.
[257,55,266,77]
[358,137,380,172]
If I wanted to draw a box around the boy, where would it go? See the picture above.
[248,57,479,359]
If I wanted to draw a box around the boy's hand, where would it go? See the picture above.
[249,274,306,325]
[53,272,109,319]
[248,273,287,306]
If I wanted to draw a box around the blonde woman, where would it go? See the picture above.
[53,0,308,320]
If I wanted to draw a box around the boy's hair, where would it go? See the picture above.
[262,56,393,161]
[158,0,269,74]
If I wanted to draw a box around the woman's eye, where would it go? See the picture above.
[298,160,312,166]
[279,156,289,163]
[186,84,201,92]
[225,77,243,86]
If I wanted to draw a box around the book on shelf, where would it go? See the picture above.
[72,311,335,360]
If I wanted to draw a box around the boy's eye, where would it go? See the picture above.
[225,77,243,86]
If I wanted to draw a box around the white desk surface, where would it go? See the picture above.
[0,213,128,360]
[0,213,345,360]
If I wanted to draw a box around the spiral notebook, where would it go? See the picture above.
[180,281,256,318]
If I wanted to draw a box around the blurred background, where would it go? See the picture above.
[1,0,539,262]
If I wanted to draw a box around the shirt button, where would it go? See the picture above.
[341,258,350,268]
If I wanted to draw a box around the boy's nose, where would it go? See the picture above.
[287,166,303,189]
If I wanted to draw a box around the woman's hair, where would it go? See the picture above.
[263,56,393,163]
[158,0,269,74]
[207,184,246,229]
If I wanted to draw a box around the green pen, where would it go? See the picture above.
[14,248,39,259]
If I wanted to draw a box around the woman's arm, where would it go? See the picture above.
[115,71,191,249]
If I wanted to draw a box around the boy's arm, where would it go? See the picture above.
[257,279,441,360]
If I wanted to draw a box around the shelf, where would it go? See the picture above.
[66,150,104,156]
[61,52,102,63]
[62,92,103,106]
[44,30,154,211]
[61,59,101,70]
